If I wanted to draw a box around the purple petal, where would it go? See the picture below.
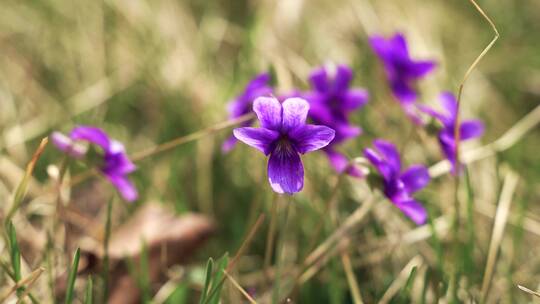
[417,104,447,123]
[246,73,271,91]
[281,98,309,133]
[369,35,391,61]
[460,120,484,141]
[334,65,353,92]
[333,123,362,143]
[309,67,329,92]
[104,140,137,174]
[373,139,401,174]
[395,199,427,225]
[268,143,304,194]
[106,174,138,202]
[325,148,349,172]
[290,125,335,154]
[390,33,409,56]
[69,126,111,151]
[410,61,436,78]
[222,135,238,153]
[439,92,458,119]
[343,89,369,110]
[50,132,87,158]
[391,79,417,103]
[233,127,279,155]
[306,95,334,124]
[400,165,430,193]
[253,97,282,131]
[363,148,392,181]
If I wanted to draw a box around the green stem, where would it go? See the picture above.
[272,197,293,304]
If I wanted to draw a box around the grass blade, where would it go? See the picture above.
[84,276,93,304]
[65,248,81,304]
[7,221,22,296]
[208,253,229,304]
[199,258,214,304]
[102,197,113,302]
[5,137,48,223]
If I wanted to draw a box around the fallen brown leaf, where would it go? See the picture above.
[56,203,215,303]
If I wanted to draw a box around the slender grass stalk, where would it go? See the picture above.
[202,214,265,304]
[272,198,292,304]
[84,276,93,304]
[140,240,151,303]
[199,258,214,304]
[65,114,254,189]
[102,197,114,302]
[223,270,257,304]
[264,195,279,282]
[65,248,81,304]
[7,221,22,297]
[0,267,44,303]
[5,137,48,224]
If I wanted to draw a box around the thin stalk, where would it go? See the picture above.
[102,197,114,302]
[272,198,292,304]
[131,113,254,161]
[264,195,279,282]
[65,114,254,189]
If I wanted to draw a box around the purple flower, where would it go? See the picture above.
[304,64,369,176]
[51,126,138,202]
[222,73,273,152]
[233,97,335,194]
[419,92,484,173]
[369,33,435,123]
[364,139,430,225]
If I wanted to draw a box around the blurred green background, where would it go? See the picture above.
[1,0,539,303]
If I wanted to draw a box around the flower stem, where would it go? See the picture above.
[272,197,292,304]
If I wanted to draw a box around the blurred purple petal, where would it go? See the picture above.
[373,139,401,174]
[281,98,309,133]
[308,67,329,92]
[460,119,484,140]
[222,135,238,153]
[268,143,304,194]
[253,97,282,131]
[106,174,138,202]
[70,126,111,150]
[51,132,87,158]
[364,147,393,180]
[333,65,353,92]
[400,165,430,193]
[395,199,427,225]
[410,61,436,77]
[290,125,335,154]
[233,127,279,155]
[343,89,369,110]
[439,92,458,119]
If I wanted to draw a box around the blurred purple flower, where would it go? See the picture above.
[233,97,335,194]
[222,73,273,152]
[51,126,138,202]
[364,139,430,225]
[304,64,369,176]
[369,33,435,123]
[419,92,484,173]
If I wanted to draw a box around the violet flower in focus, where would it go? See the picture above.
[51,126,138,202]
[419,92,484,173]
[364,139,430,225]
[233,97,335,194]
[305,64,369,177]
[222,73,273,152]
[369,33,435,123]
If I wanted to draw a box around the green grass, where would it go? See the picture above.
[1,0,540,303]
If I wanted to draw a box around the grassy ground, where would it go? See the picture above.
[1,0,540,303]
